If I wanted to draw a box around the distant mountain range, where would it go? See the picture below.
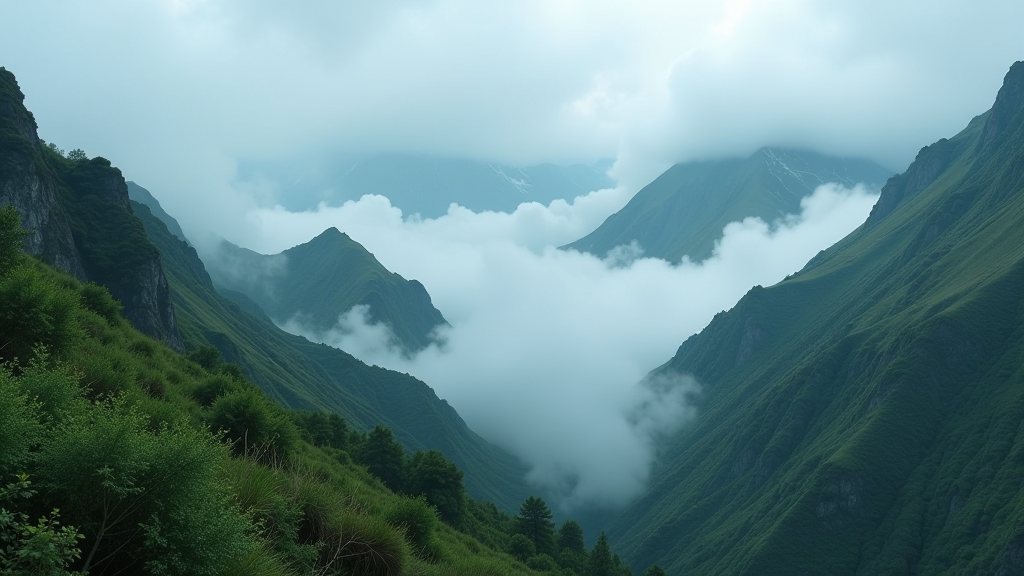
[268,153,614,218]
[564,147,893,262]
[607,62,1024,574]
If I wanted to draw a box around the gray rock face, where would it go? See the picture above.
[0,67,182,352]
[113,248,183,352]
[0,68,85,279]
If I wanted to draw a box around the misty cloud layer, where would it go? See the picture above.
[4,0,1018,508]
[2,1,1021,243]
[269,182,878,509]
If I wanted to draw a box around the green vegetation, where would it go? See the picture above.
[131,200,532,511]
[607,62,1024,574]
[0,207,540,575]
[0,206,659,574]
[209,228,447,352]
[564,147,892,262]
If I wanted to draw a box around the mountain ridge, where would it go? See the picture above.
[565,147,893,263]
[607,61,1024,575]
[208,226,448,352]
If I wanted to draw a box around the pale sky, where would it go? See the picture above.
[1,1,1021,238]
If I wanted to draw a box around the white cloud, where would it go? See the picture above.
[254,182,880,509]
[1,1,1020,240]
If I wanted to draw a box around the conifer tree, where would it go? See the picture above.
[557,519,585,553]
[512,496,556,555]
[406,449,465,524]
[588,531,615,576]
[355,424,406,491]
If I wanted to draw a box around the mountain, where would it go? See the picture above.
[608,63,1024,574]
[0,67,182,351]
[564,148,893,262]
[131,200,530,511]
[127,180,190,244]
[267,153,614,218]
[208,229,448,352]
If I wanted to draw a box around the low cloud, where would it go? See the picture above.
[251,182,879,509]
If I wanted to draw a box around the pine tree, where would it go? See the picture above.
[588,531,615,576]
[354,424,406,491]
[557,519,585,554]
[512,496,556,555]
[406,449,465,524]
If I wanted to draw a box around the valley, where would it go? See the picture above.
[1,4,1022,574]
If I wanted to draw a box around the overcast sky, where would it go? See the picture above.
[2,0,1022,239]
[3,1,1022,509]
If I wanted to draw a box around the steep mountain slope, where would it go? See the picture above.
[269,153,614,218]
[127,181,190,244]
[565,148,892,262]
[608,63,1024,574]
[0,67,182,351]
[133,201,530,511]
[208,229,448,352]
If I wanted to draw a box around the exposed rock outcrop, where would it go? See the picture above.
[0,67,85,279]
[0,67,182,351]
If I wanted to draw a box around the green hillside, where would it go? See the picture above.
[564,148,892,262]
[209,229,447,352]
[607,63,1024,574]
[0,203,561,576]
[132,201,530,512]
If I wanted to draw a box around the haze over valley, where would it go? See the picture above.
[2,2,1024,575]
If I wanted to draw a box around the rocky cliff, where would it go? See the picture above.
[0,67,182,351]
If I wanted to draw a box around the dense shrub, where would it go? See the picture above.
[77,283,122,325]
[384,495,439,553]
[191,373,241,407]
[37,399,253,576]
[207,389,299,460]
[0,266,80,365]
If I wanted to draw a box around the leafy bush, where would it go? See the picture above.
[0,266,80,365]
[77,283,121,325]
[0,204,30,275]
[406,449,465,525]
[384,495,439,553]
[0,475,84,576]
[37,399,253,576]
[207,389,298,460]
[191,374,241,407]
[508,533,535,562]
[0,372,41,470]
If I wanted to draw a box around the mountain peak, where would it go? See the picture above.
[980,60,1024,149]
[311,226,349,242]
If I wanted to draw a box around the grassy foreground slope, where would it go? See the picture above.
[131,200,530,512]
[609,62,1024,574]
[564,148,891,263]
